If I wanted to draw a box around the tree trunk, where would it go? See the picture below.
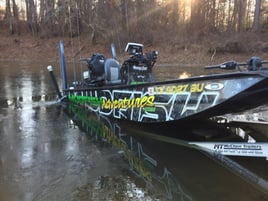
[237,0,246,32]
[25,0,39,35]
[12,0,19,34]
[171,0,179,26]
[252,0,261,31]
[5,0,13,34]
[121,0,129,34]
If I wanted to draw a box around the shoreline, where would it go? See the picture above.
[0,34,267,66]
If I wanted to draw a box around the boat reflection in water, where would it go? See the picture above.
[65,102,268,200]
[66,102,193,200]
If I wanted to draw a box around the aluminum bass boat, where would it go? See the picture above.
[48,41,268,124]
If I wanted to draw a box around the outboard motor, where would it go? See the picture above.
[120,42,158,84]
[82,52,121,86]
[84,53,105,85]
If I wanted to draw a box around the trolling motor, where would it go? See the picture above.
[248,56,262,71]
[120,42,158,84]
[205,57,268,71]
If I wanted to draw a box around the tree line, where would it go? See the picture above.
[1,0,268,44]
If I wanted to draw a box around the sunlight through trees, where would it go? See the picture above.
[0,0,268,43]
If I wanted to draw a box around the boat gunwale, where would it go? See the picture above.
[64,70,268,92]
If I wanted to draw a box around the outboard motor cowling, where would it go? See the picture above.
[87,53,105,78]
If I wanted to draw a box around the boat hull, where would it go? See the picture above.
[65,71,268,123]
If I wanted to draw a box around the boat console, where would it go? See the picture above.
[120,42,158,84]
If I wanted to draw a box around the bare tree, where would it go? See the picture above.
[237,0,247,32]
[172,0,179,25]
[39,0,55,37]
[252,0,262,31]
[1,0,268,41]
[121,0,129,35]
[25,0,38,35]
[4,0,19,34]
[56,0,68,36]
[5,0,13,34]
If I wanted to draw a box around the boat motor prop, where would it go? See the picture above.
[205,57,268,71]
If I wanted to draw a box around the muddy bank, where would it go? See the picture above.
[1,32,268,66]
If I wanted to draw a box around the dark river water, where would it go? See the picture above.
[0,61,268,201]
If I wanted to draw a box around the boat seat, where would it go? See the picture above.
[104,58,121,84]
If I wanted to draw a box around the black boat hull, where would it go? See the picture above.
[65,71,268,124]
